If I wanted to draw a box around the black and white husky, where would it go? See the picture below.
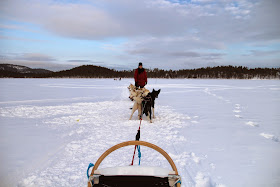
[142,89,161,123]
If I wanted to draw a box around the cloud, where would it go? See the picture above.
[0,1,253,39]
[67,60,93,63]
[128,48,225,59]
[0,35,47,42]
[0,0,122,40]
[0,53,66,71]
[1,0,279,43]
[1,53,55,61]
[67,60,104,65]
[18,53,56,62]
[245,50,280,57]
[168,51,225,58]
[0,0,279,69]
[0,23,40,33]
[123,35,226,63]
[0,60,74,71]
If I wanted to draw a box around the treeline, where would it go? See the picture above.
[147,66,280,79]
[0,64,279,79]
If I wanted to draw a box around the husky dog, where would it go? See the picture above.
[129,91,144,120]
[142,89,161,123]
[128,83,136,92]
[128,84,136,101]
[128,84,149,101]
[128,84,150,120]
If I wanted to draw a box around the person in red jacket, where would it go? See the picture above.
[134,62,147,88]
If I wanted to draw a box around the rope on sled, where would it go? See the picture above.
[130,95,151,166]
[87,163,95,179]
[132,96,152,166]
[137,145,141,165]
[131,94,152,166]
[130,118,142,166]
[175,178,182,186]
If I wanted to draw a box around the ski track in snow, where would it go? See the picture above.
[0,90,218,187]
[204,88,231,104]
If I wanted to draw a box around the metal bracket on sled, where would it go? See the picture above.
[89,174,101,186]
[168,174,181,187]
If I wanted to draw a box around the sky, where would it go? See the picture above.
[0,0,279,71]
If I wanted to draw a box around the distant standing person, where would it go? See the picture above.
[134,62,147,88]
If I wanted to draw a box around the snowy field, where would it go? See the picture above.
[0,78,280,187]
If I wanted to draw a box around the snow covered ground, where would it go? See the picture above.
[0,78,279,187]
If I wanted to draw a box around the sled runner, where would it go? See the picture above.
[87,141,181,187]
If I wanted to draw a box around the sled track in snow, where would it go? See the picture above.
[1,100,203,187]
[0,86,220,187]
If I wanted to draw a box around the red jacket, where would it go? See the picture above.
[134,68,147,87]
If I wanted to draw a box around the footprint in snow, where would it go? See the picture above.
[235,114,242,118]
[233,109,241,113]
[260,133,279,142]
[191,152,201,164]
[210,163,216,169]
[190,116,199,124]
[245,121,259,127]
[234,104,242,118]
[191,121,199,124]
[195,172,214,187]
[235,104,241,109]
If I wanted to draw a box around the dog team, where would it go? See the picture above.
[128,62,161,123]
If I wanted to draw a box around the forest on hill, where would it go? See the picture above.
[0,64,279,79]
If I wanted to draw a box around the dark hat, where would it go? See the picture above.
[138,62,143,66]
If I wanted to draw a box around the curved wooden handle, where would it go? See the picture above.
[88,141,180,187]
[90,140,178,175]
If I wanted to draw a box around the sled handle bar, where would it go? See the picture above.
[88,140,180,186]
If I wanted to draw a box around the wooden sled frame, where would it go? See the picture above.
[88,140,181,187]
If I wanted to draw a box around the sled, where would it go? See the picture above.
[88,140,181,187]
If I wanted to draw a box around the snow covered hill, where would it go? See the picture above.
[0,78,279,187]
[0,64,52,74]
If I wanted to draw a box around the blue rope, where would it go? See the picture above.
[87,163,95,179]
[137,145,141,165]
